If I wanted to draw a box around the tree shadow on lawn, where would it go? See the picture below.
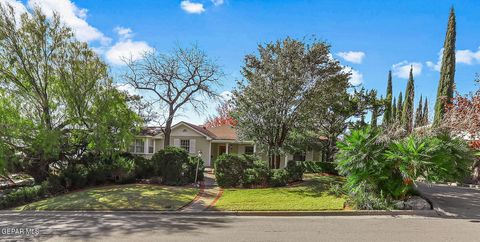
[0,212,231,240]
[286,175,345,198]
[17,184,197,211]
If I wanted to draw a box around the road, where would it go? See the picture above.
[417,182,480,218]
[0,212,479,241]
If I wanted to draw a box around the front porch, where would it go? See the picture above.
[209,141,256,167]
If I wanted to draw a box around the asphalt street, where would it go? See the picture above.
[0,212,479,241]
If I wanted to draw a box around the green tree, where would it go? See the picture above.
[402,67,415,133]
[232,37,350,168]
[423,98,429,126]
[414,95,423,128]
[0,6,139,181]
[396,92,403,122]
[382,71,393,125]
[392,97,397,121]
[433,7,456,126]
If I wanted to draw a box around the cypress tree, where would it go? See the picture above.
[396,92,403,122]
[382,71,393,125]
[423,98,429,126]
[433,7,456,126]
[415,95,423,127]
[370,90,379,127]
[402,66,415,133]
[392,97,397,122]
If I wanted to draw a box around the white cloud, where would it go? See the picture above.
[343,66,363,86]
[114,26,133,40]
[212,0,224,6]
[337,51,365,64]
[0,0,27,20]
[106,39,153,65]
[392,61,422,79]
[115,83,137,96]
[220,90,232,101]
[180,1,205,14]
[456,48,480,65]
[28,0,110,45]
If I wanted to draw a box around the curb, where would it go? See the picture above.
[0,209,439,217]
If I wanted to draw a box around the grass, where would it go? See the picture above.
[213,174,346,211]
[15,184,198,211]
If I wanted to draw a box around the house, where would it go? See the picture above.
[129,121,325,167]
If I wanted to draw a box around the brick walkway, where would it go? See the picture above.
[180,171,223,212]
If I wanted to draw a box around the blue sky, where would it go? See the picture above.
[6,0,480,124]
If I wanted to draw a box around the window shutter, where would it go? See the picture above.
[189,139,196,154]
[173,139,180,147]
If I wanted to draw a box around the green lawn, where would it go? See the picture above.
[214,174,346,211]
[15,184,198,211]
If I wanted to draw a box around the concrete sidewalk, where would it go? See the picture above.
[417,182,480,219]
[180,171,223,212]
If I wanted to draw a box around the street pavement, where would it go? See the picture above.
[417,182,480,218]
[0,212,479,241]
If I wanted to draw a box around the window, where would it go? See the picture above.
[131,139,144,153]
[148,139,154,153]
[180,139,190,152]
[245,146,254,155]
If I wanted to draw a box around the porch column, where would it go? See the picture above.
[226,143,229,154]
[144,138,148,154]
[208,141,212,167]
[253,144,257,153]
[285,154,289,168]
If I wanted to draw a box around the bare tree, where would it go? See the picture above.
[123,45,222,148]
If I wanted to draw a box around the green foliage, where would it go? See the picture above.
[151,146,196,185]
[134,156,155,179]
[401,67,415,133]
[232,37,350,164]
[186,156,205,183]
[286,161,305,182]
[383,71,393,125]
[337,127,475,209]
[434,8,456,126]
[242,160,271,188]
[0,185,46,209]
[269,169,289,187]
[303,161,337,174]
[214,154,250,187]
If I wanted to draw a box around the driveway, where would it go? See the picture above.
[417,182,480,219]
[0,212,478,241]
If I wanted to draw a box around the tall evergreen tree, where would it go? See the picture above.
[370,90,379,127]
[392,97,397,121]
[402,67,415,133]
[415,95,423,127]
[396,92,403,122]
[433,7,456,126]
[382,71,393,125]
[423,98,429,126]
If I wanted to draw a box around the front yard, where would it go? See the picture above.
[15,184,198,211]
[213,174,346,211]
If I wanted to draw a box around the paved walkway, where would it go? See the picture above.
[417,182,480,219]
[180,171,223,212]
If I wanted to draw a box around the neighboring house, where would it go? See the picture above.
[129,121,325,167]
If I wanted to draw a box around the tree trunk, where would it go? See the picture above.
[26,161,49,183]
[472,158,480,184]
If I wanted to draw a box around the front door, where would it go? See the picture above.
[219,145,226,155]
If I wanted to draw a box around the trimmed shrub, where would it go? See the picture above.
[286,161,305,182]
[269,169,289,187]
[58,165,88,190]
[214,154,250,187]
[242,160,271,188]
[151,146,190,185]
[303,161,338,174]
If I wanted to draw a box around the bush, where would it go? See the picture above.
[214,154,250,187]
[304,161,337,174]
[269,169,289,187]
[242,160,271,188]
[151,146,191,185]
[186,156,205,183]
[286,161,305,182]
[134,156,154,179]
[0,185,46,209]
